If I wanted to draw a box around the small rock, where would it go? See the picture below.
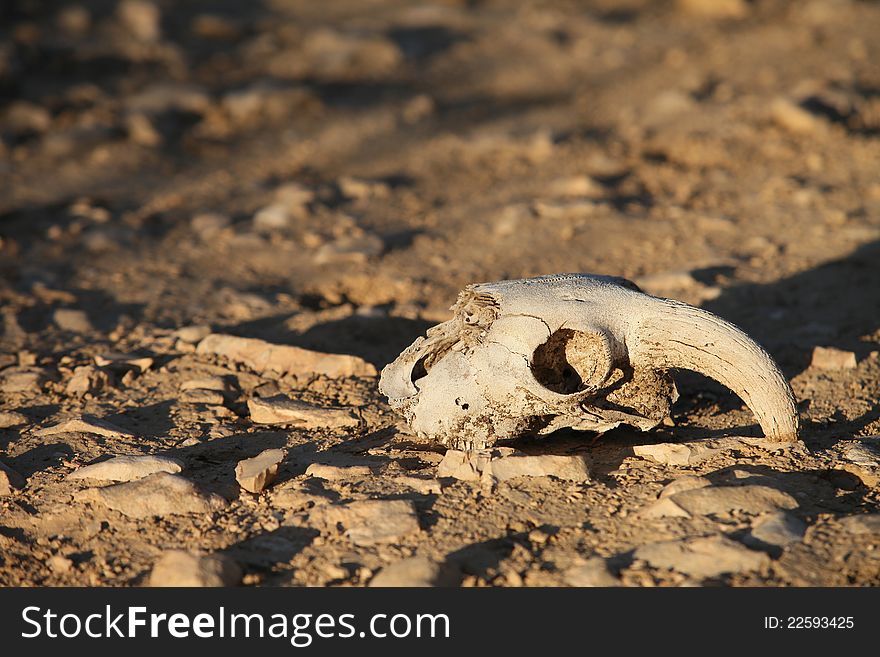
[148,550,241,587]
[563,558,620,587]
[191,213,231,240]
[369,556,456,587]
[635,535,769,579]
[47,554,73,574]
[490,454,590,482]
[174,325,212,344]
[252,204,293,231]
[841,441,879,467]
[53,308,93,333]
[3,101,52,135]
[180,388,226,405]
[548,175,604,199]
[658,476,712,498]
[0,367,46,393]
[305,463,372,481]
[117,0,161,42]
[271,482,327,510]
[633,442,719,466]
[666,485,798,516]
[197,333,377,378]
[747,512,807,548]
[338,176,390,201]
[93,353,154,373]
[810,346,857,370]
[838,513,880,535]
[35,415,136,439]
[1,461,26,496]
[321,500,420,546]
[437,449,589,483]
[65,365,108,397]
[0,410,28,429]
[772,98,825,135]
[235,448,285,494]
[125,112,161,146]
[639,497,693,519]
[68,455,183,482]
[180,377,229,392]
[75,472,227,518]
[248,396,359,429]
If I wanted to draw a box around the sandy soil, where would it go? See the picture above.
[1,0,879,587]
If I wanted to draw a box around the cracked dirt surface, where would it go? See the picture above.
[2,0,880,586]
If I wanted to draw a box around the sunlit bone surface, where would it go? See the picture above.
[379,274,798,450]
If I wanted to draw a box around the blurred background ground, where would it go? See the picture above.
[1,0,879,587]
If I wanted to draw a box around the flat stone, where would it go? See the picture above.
[35,415,137,439]
[841,441,879,468]
[633,442,719,466]
[197,333,377,378]
[772,98,825,134]
[369,556,457,587]
[747,512,807,547]
[271,482,328,511]
[305,463,371,481]
[489,454,590,482]
[180,388,226,405]
[53,308,93,333]
[1,461,26,496]
[810,346,857,370]
[68,455,183,482]
[173,325,212,344]
[148,550,241,587]
[667,485,798,516]
[659,476,712,498]
[94,353,154,372]
[0,367,45,393]
[322,500,420,546]
[838,514,880,535]
[394,476,442,494]
[635,535,770,579]
[180,377,229,392]
[0,410,28,429]
[248,396,359,429]
[235,448,285,493]
[76,472,227,518]
[437,449,589,483]
[65,366,108,397]
[563,558,620,587]
[639,497,693,519]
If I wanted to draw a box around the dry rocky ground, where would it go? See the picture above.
[1,0,880,587]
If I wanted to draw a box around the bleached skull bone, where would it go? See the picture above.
[379,274,798,450]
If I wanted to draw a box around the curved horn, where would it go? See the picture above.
[629,298,799,441]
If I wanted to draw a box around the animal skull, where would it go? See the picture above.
[379,273,798,450]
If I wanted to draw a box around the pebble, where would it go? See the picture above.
[562,558,620,587]
[394,476,442,495]
[838,513,880,535]
[197,333,377,378]
[173,325,212,344]
[35,415,136,439]
[180,377,230,392]
[676,0,749,19]
[252,204,294,231]
[68,455,183,482]
[548,175,605,199]
[53,308,93,333]
[747,512,807,548]
[305,463,372,481]
[437,449,589,483]
[65,365,107,397]
[94,353,154,373]
[321,500,420,546]
[117,0,161,42]
[235,448,285,494]
[368,556,455,587]
[0,410,28,429]
[191,213,231,240]
[148,550,241,587]
[248,396,359,429]
[48,554,73,574]
[635,535,769,579]
[657,485,798,517]
[771,98,825,135]
[76,472,227,518]
[1,461,26,496]
[0,367,46,393]
[810,346,857,370]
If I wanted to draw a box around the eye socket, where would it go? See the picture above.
[531,329,613,394]
[410,355,429,385]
